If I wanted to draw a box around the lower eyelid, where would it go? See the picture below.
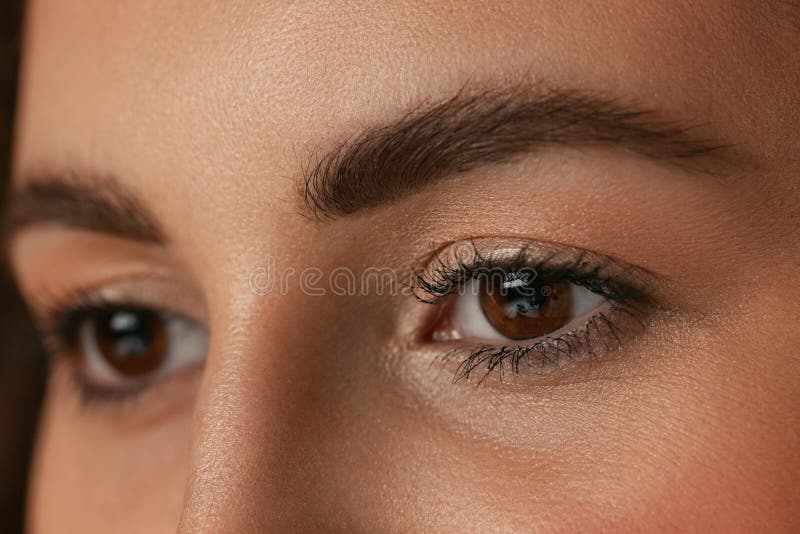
[55,355,203,417]
[429,301,649,382]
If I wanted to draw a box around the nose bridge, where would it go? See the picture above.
[177,306,327,532]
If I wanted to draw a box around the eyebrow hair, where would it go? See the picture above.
[4,177,166,244]
[302,83,740,218]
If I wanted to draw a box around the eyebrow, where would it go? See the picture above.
[302,83,741,218]
[5,85,742,241]
[4,177,166,244]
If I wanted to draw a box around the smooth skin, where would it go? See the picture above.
[10,1,800,532]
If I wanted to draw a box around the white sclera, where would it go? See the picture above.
[79,311,208,387]
[450,278,606,342]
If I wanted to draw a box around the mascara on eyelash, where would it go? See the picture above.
[412,240,651,305]
[32,290,181,405]
[414,240,657,381]
[439,304,649,383]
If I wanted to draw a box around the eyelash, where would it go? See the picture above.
[30,242,656,399]
[33,291,157,404]
[413,241,655,381]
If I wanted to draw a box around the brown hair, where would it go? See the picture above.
[0,2,46,532]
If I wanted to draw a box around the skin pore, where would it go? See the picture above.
[8,0,800,531]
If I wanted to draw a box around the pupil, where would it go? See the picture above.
[93,309,167,377]
[109,312,151,356]
[503,284,546,317]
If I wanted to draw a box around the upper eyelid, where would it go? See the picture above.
[24,270,209,327]
[411,238,663,304]
[419,237,664,279]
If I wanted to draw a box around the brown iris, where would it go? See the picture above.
[91,309,167,377]
[479,275,573,340]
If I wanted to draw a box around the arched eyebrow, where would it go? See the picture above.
[302,83,744,218]
[3,177,166,244]
[4,86,745,241]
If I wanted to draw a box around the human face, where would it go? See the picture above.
[10,1,800,531]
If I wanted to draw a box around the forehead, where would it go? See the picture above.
[13,0,799,200]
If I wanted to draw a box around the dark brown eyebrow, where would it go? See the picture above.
[302,83,741,218]
[4,177,166,244]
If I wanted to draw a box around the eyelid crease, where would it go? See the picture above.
[25,271,209,332]
[411,237,665,307]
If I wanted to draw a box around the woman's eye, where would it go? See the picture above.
[416,241,656,379]
[75,306,208,391]
[440,274,606,342]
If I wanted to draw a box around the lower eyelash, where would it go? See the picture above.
[412,240,661,381]
[30,290,167,406]
[438,305,645,383]
[51,356,153,407]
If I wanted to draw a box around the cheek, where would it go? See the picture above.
[388,300,799,529]
[605,324,800,530]
[28,367,195,534]
[605,431,797,532]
